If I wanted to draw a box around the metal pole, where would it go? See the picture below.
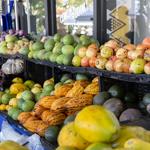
[26,0,31,33]
[14,0,19,30]
[44,0,57,35]
[93,0,107,44]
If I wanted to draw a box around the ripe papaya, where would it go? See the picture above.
[74,105,120,143]
[58,122,89,150]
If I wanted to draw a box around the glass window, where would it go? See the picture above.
[133,0,150,44]
[23,0,45,35]
[56,0,93,36]
[106,0,134,44]
[105,0,150,44]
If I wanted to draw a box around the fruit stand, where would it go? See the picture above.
[0,0,150,150]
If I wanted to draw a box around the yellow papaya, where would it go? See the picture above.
[56,146,77,150]
[112,126,150,148]
[10,83,26,95]
[58,122,89,150]
[124,138,150,150]
[0,141,28,150]
[74,105,120,143]
[85,143,112,150]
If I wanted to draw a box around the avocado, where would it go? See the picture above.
[93,91,110,105]
[108,84,124,99]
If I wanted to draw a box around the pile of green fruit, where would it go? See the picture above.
[28,34,98,66]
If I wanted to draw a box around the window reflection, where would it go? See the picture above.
[56,0,93,35]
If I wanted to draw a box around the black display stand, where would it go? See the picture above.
[0,54,150,149]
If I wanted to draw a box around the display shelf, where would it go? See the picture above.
[0,111,57,150]
[0,54,150,84]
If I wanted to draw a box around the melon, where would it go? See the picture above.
[63,55,73,66]
[53,42,63,54]
[63,34,74,45]
[62,45,74,55]
[74,105,120,143]
[56,54,64,64]
[32,41,44,51]
[19,47,29,55]
[54,33,62,42]
[58,122,89,150]
[44,39,55,51]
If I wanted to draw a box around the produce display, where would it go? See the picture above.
[0,33,150,75]
[0,30,150,149]
[56,105,150,150]
[0,72,150,148]
[0,74,99,136]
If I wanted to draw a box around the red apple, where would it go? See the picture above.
[110,56,117,62]
[104,40,119,49]
[116,48,128,59]
[144,49,150,61]
[78,47,87,58]
[136,44,147,51]
[144,62,150,74]
[143,37,150,48]
[123,44,136,51]
[128,49,144,60]
[86,47,97,58]
[88,43,98,51]
[123,58,131,73]
[128,50,135,60]
[113,59,124,73]
[105,60,114,71]
[81,56,89,67]
[95,57,107,69]
[89,57,96,67]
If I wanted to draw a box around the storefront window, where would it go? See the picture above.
[134,0,150,43]
[56,0,93,36]
[23,0,45,35]
[105,0,150,44]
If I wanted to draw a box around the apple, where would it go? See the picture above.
[143,37,150,48]
[86,47,97,58]
[116,48,128,59]
[81,56,89,67]
[123,44,136,51]
[72,55,81,67]
[95,57,107,69]
[89,57,96,67]
[88,43,98,50]
[144,62,150,74]
[136,44,147,51]
[113,59,124,73]
[130,58,146,74]
[110,56,117,62]
[104,40,119,49]
[144,49,150,61]
[101,46,113,58]
[128,50,135,60]
[78,47,87,58]
[123,58,131,73]
[105,60,114,71]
